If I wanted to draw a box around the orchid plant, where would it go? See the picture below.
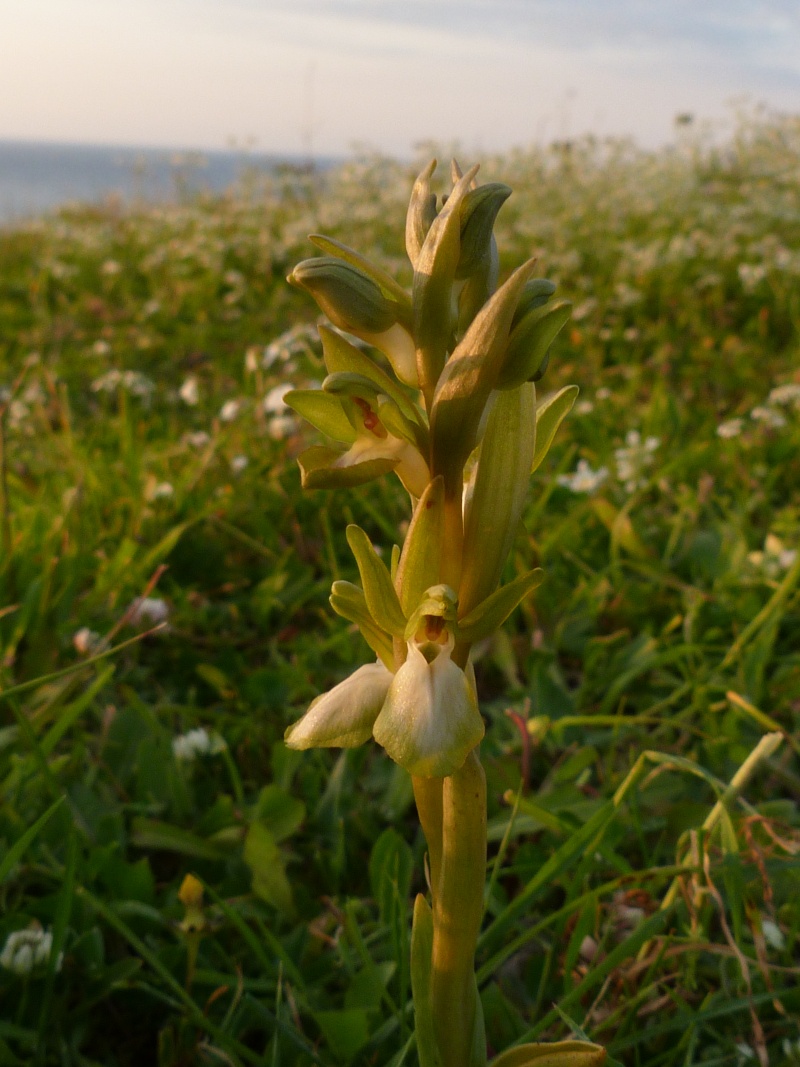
[283,161,605,1067]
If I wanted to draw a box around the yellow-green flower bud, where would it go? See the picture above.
[406,159,438,268]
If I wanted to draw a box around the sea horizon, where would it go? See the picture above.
[0,137,341,223]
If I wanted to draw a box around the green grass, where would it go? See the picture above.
[1,112,799,1066]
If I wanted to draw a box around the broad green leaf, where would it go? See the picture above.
[369,827,413,926]
[130,819,228,861]
[297,445,398,490]
[254,784,305,843]
[491,1041,606,1067]
[346,525,407,637]
[531,386,578,474]
[243,821,294,915]
[283,388,357,443]
[430,260,537,493]
[329,580,394,669]
[413,165,478,393]
[410,894,442,1067]
[395,477,445,615]
[309,233,412,322]
[496,299,572,390]
[460,383,537,616]
[319,325,424,427]
[314,1009,370,1063]
[458,568,544,643]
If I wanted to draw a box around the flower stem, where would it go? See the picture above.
[430,749,487,1067]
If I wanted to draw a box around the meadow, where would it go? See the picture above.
[0,112,799,1066]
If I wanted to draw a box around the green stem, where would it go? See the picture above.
[413,775,443,896]
[430,749,487,1067]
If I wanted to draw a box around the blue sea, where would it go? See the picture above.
[0,140,332,223]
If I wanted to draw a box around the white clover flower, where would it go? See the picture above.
[263,384,292,415]
[268,415,297,441]
[92,339,111,356]
[761,917,785,951]
[768,383,800,407]
[219,399,241,422]
[185,430,211,449]
[614,431,659,492]
[128,597,169,626]
[230,454,249,474]
[717,418,744,439]
[751,405,786,429]
[172,727,227,762]
[557,459,608,494]
[146,482,174,501]
[73,627,100,655]
[1,927,63,976]
[179,376,200,406]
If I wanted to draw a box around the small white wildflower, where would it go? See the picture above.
[147,482,174,501]
[142,299,161,317]
[575,400,594,415]
[101,259,122,276]
[768,382,800,407]
[738,263,767,291]
[614,431,660,492]
[751,405,786,429]
[761,917,785,951]
[128,597,169,626]
[230,454,249,474]
[558,459,608,494]
[73,627,100,655]
[91,370,154,398]
[263,384,292,415]
[596,387,611,400]
[92,339,111,356]
[1,927,62,976]
[244,346,259,374]
[571,297,597,322]
[268,415,297,441]
[184,430,211,449]
[172,727,227,762]
[179,376,199,406]
[219,399,241,422]
[8,400,29,428]
[717,418,744,439]
[735,1043,756,1063]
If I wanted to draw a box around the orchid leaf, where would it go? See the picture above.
[329,581,395,669]
[346,525,407,637]
[458,568,544,644]
[309,233,412,322]
[490,1041,606,1067]
[283,389,357,444]
[531,386,579,474]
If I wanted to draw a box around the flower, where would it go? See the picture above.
[230,455,249,474]
[768,383,800,407]
[717,418,743,439]
[219,399,241,422]
[285,661,393,750]
[73,627,100,655]
[128,596,169,626]
[373,635,484,777]
[172,727,227,762]
[1,927,63,976]
[751,405,786,429]
[179,376,200,405]
[185,430,211,449]
[557,459,608,494]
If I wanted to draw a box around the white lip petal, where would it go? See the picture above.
[372,641,484,777]
[285,662,393,750]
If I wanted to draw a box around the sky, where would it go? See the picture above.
[2,0,799,157]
